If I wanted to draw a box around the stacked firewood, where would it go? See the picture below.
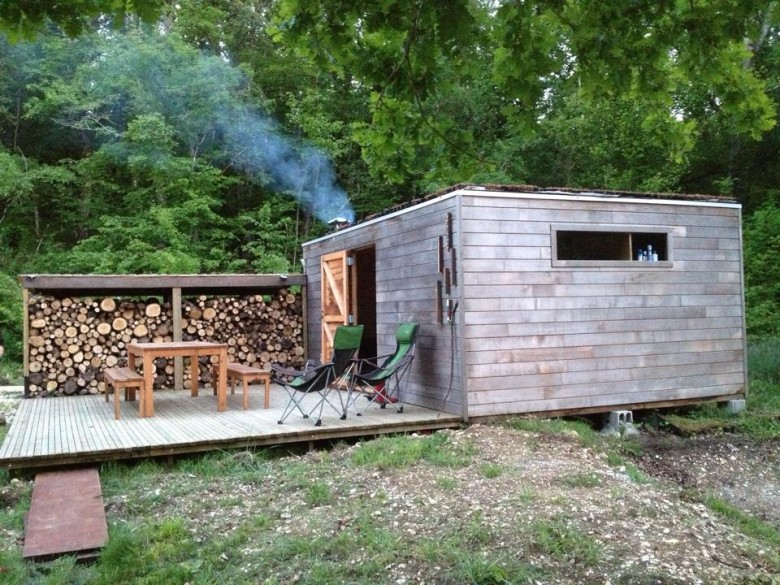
[26,290,304,397]
[179,293,305,387]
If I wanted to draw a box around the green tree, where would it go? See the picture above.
[0,272,23,361]
[522,92,690,192]
[274,0,778,187]
[56,113,235,274]
[0,0,164,39]
[743,202,780,337]
[1,18,356,276]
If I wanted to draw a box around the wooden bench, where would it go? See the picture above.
[214,363,271,409]
[103,367,144,420]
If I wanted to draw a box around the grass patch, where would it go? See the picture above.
[560,471,601,488]
[622,463,649,484]
[478,463,505,479]
[606,451,625,467]
[454,554,540,584]
[455,511,495,546]
[531,518,602,566]
[416,535,541,584]
[658,338,780,440]
[3,516,202,584]
[436,476,458,490]
[663,402,780,440]
[704,495,780,571]
[502,417,600,447]
[705,495,780,547]
[516,487,536,503]
[349,431,475,469]
[304,480,332,507]
[605,442,649,483]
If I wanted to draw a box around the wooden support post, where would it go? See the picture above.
[301,283,308,360]
[172,287,183,391]
[22,288,30,397]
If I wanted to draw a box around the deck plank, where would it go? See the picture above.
[0,384,459,471]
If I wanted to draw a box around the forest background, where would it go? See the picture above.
[1,0,780,367]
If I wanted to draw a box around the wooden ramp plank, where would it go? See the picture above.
[23,468,108,560]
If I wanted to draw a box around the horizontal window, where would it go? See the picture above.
[552,225,672,266]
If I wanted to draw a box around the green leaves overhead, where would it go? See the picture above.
[275,0,778,184]
[0,0,165,40]
[274,0,478,91]
[272,0,483,183]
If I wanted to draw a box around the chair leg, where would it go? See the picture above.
[277,386,310,424]
[354,376,405,416]
[242,377,249,410]
[114,385,121,420]
[263,376,270,409]
[307,393,326,427]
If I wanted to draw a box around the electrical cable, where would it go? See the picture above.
[438,301,458,417]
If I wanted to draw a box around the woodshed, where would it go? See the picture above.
[302,184,747,420]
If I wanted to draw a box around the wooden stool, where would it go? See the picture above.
[214,363,271,409]
[103,367,144,420]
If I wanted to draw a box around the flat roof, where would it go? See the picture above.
[364,183,737,222]
[304,183,739,247]
[18,274,305,296]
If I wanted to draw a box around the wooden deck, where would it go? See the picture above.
[0,385,461,472]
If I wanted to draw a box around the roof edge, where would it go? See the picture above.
[359,183,737,225]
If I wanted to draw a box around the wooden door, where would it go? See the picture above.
[320,250,356,361]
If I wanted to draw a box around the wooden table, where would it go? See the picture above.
[127,341,229,417]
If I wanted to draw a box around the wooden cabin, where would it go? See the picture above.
[302,184,747,420]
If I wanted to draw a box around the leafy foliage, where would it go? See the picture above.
[743,202,780,337]
[274,0,778,187]
[0,273,22,361]
[0,0,165,39]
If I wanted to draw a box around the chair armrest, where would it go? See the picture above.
[354,354,392,372]
[270,364,307,379]
[353,353,414,382]
[271,361,334,380]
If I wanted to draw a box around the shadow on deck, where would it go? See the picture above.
[0,384,461,473]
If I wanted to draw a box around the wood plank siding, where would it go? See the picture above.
[303,196,464,416]
[459,191,745,417]
[303,186,746,420]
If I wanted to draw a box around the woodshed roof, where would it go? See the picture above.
[18,274,305,297]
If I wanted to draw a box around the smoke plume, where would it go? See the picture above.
[219,106,354,224]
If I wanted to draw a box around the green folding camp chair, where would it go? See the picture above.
[271,325,363,426]
[346,322,419,417]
